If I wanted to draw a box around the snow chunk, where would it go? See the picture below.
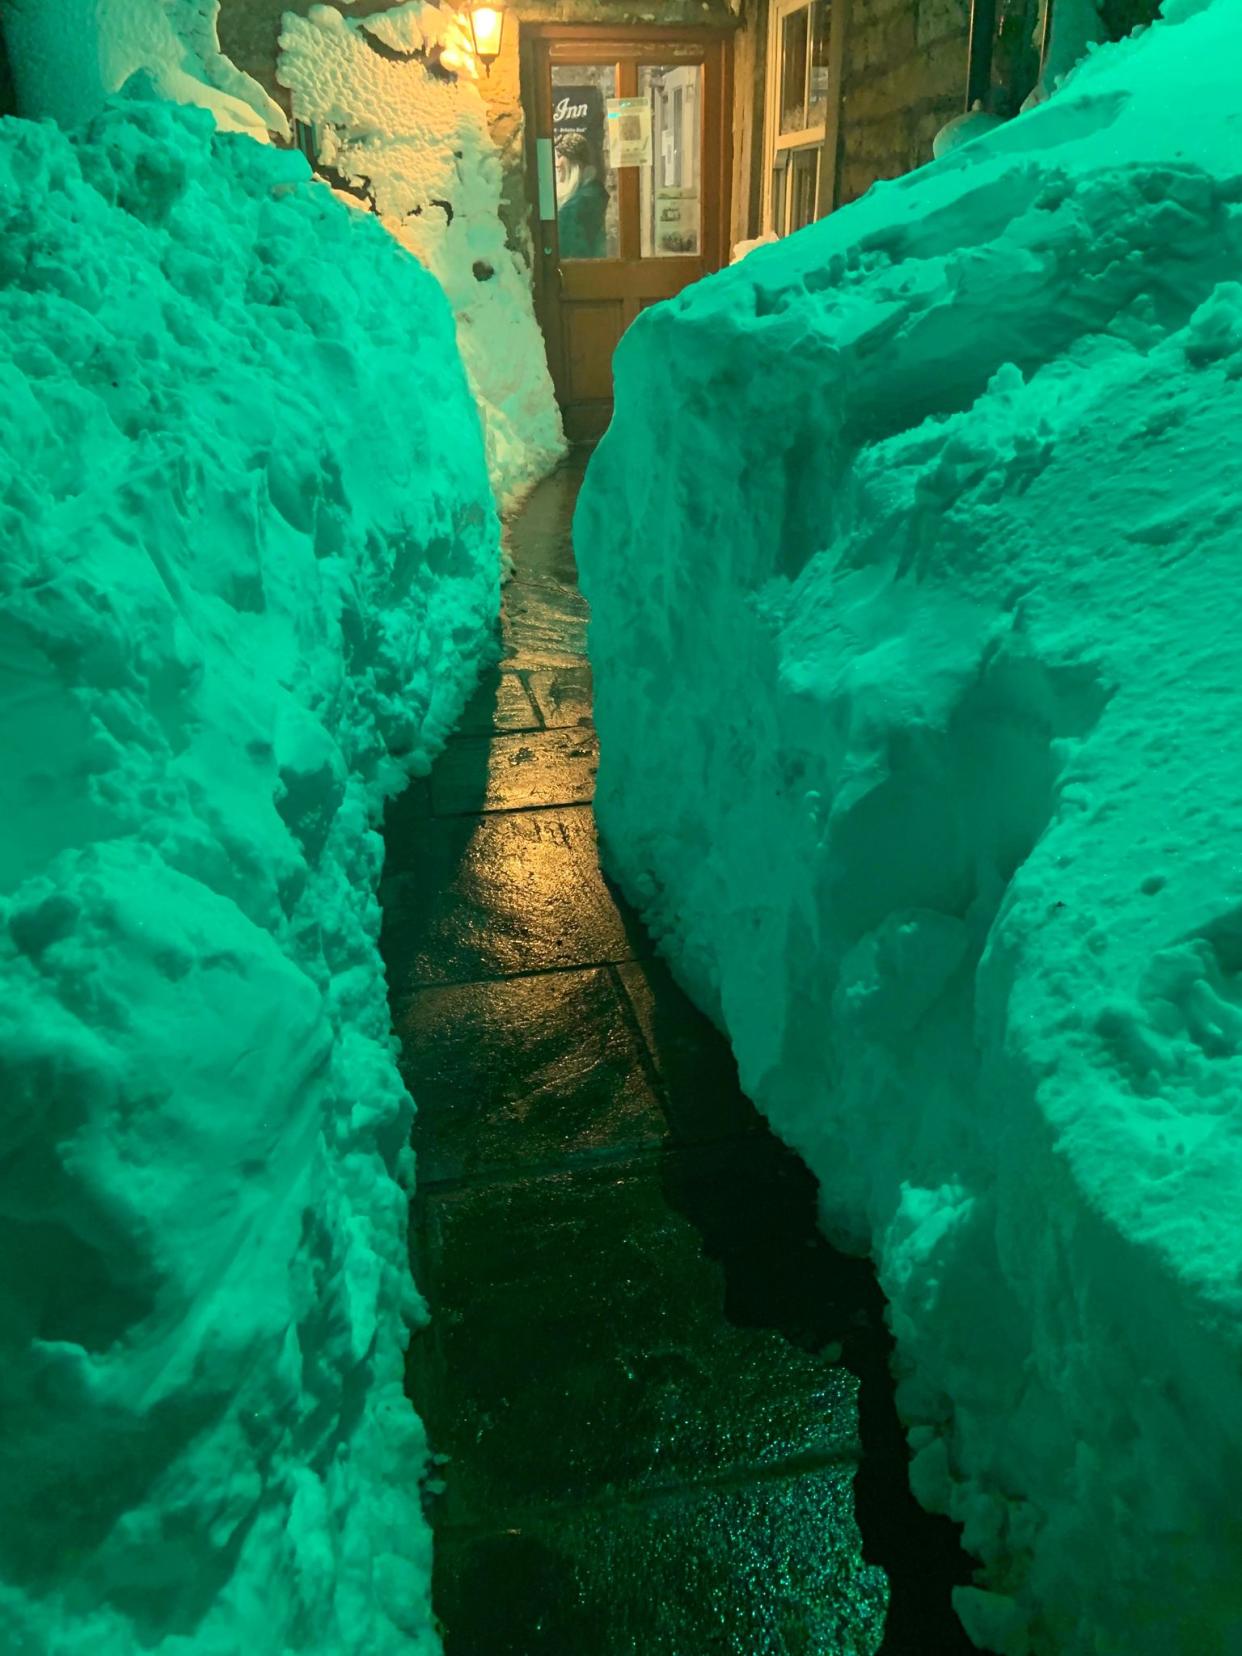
[0,95,498,1653]
[577,2,1242,1651]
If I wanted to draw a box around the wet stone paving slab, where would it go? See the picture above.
[419,1156,864,1520]
[428,727,600,817]
[394,968,667,1185]
[380,806,643,989]
[382,452,978,1655]
[434,1466,889,1656]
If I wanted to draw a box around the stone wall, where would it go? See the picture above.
[837,0,969,207]
[833,0,1164,210]
[722,0,968,238]
[471,20,530,263]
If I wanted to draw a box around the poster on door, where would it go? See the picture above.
[552,84,610,258]
[605,97,653,168]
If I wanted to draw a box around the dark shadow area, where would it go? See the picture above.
[0,24,16,119]
[434,1531,597,1656]
[650,1027,979,1655]
[851,1315,980,1654]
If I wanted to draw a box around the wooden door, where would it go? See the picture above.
[524,26,732,441]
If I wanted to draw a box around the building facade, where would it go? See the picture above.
[1,0,1162,442]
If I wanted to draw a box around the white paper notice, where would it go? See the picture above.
[606,98,652,168]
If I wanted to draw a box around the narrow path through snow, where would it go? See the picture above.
[380,452,977,1655]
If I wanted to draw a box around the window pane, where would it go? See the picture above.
[552,64,620,259]
[772,154,788,236]
[638,63,702,258]
[779,6,810,135]
[808,0,832,127]
[789,147,819,232]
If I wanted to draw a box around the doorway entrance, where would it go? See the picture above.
[523,26,732,441]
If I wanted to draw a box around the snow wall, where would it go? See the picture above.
[576,1,1242,1651]
[0,93,499,1654]
[278,3,566,513]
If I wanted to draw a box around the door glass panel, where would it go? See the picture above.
[779,5,810,134]
[638,63,702,258]
[808,0,832,127]
[552,63,620,259]
[789,147,819,232]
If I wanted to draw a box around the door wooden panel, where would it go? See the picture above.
[524,26,732,442]
[566,303,623,402]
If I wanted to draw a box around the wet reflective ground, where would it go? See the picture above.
[381,451,978,1655]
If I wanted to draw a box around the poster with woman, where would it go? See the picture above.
[552,83,610,259]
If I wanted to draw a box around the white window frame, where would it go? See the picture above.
[761,0,845,237]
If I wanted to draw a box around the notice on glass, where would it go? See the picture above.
[605,98,652,168]
[655,187,700,255]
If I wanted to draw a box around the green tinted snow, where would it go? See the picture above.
[0,95,497,1654]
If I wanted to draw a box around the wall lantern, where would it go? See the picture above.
[467,3,506,74]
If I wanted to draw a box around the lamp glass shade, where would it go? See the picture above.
[469,5,504,63]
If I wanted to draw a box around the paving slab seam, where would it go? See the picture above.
[407,955,643,994]
[413,1127,780,1204]
[426,1447,867,1540]
[411,1139,670,1202]
[428,796,600,822]
[445,720,545,742]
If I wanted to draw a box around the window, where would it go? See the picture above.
[762,0,839,237]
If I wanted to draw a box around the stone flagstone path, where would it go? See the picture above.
[380,450,976,1656]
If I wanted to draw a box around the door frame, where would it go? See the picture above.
[521,23,733,434]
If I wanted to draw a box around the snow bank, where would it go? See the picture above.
[278,2,566,512]
[1,0,286,138]
[0,92,498,1654]
[576,2,1242,1651]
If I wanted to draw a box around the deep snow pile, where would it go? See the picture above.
[0,94,498,1654]
[278,2,565,511]
[2,0,285,138]
[577,2,1242,1651]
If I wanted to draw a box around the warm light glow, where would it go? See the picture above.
[468,4,505,69]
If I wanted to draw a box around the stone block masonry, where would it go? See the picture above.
[838,0,969,206]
